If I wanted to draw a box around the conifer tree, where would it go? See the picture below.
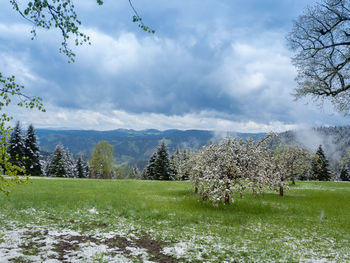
[24,124,42,176]
[170,148,180,179]
[311,145,331,181]
[130,167,141,179]
[143,152,157,180]
[85,163,90,178]
[76,155,87,178]
[64,148,77,178]
[47,144,66,177]
[179,149,191,180]
[43,155,51,177]
[170,148,191,180]
[8,121,25,169]
[154,141,173,180]
[340,168,350,181]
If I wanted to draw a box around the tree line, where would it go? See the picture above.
[6,121,349,203]
[5,123,193,180]
[6,122,350,206]
[6,122,89,178]
[6,122,343,184]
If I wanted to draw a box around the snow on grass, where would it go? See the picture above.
[88,207,99,215]
[0,208,164,262]
[0,223,152,262]
[1,207,350,262]
[159,220,350,262]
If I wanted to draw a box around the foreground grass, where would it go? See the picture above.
[0,178,350,262]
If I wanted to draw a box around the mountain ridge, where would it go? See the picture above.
[36,128,266,163]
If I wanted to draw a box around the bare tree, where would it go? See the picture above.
[287,0,350,113]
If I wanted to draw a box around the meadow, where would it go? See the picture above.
[0,178,349,262]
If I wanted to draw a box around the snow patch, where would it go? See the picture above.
[88,207,99,214]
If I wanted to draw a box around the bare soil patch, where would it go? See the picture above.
[135,236,176,263]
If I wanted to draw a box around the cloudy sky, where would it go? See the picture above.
[1,0,350,132]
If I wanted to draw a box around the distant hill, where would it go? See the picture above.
[36,129,265,163]
[276,126,350,173]
[36,126,350,176]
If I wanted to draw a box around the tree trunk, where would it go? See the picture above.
[279,185,284,197]
[224,194,230,204]
[292,176,295,185]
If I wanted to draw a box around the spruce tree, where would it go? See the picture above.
[47,144,66,177]
[132,167,141,179]
[170,148,191,180]
[340,168,350,181]
[154,141,172,180]
[76,155,87,178]
[143,152,157,180]
[179,149,190,180]
[64,148,76,178]
[85,163,90,178]
[311,145,331,181]
[24,124,42,176]
[170,148,180,179]
[8,121,25,169]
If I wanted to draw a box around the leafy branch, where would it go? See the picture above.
[129,0,155,33]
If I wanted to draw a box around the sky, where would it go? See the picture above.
[1,0,350,132]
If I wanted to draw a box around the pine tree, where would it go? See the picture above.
[40,159,48,177]
[43,155,52,177]
[143,152,157,180]
[8,121,25,169]
[85,163,90,178]
[340,168,350,181]
[170,148,180,179]
[47,144,66,177]
[170,148,191,180]
[130,167,141,179]
[76,155,87,178]
[24,124,42,176]
[311,145,331,181]
[179,149,191,180]
[154,141,173,180]
[63,148,76,178]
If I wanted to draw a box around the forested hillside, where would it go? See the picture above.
[36,129,265,163]
[277,126,350,173]
[36,126,350,176]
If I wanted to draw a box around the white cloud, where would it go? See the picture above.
[2,1,350,131]
[210,35,296,99]
[76,28,194,78]
[0,23,32,39]
[0,53,38,82]
[11,104,298,133]
[78,30,141,74]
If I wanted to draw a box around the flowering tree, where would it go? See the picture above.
[273,145,312,196]
[186,136,286,206]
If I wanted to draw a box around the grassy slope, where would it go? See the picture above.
[1,179,350,262]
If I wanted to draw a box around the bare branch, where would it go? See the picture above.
[287,0,350,114]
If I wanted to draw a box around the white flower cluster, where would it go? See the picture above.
[184,135,310,206]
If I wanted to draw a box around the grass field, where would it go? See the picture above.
[0,178,350,262]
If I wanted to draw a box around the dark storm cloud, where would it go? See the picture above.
[2,0,350,131]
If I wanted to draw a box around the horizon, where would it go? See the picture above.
[31,124,350,134]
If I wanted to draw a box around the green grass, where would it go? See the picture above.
[1,178,350,262]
